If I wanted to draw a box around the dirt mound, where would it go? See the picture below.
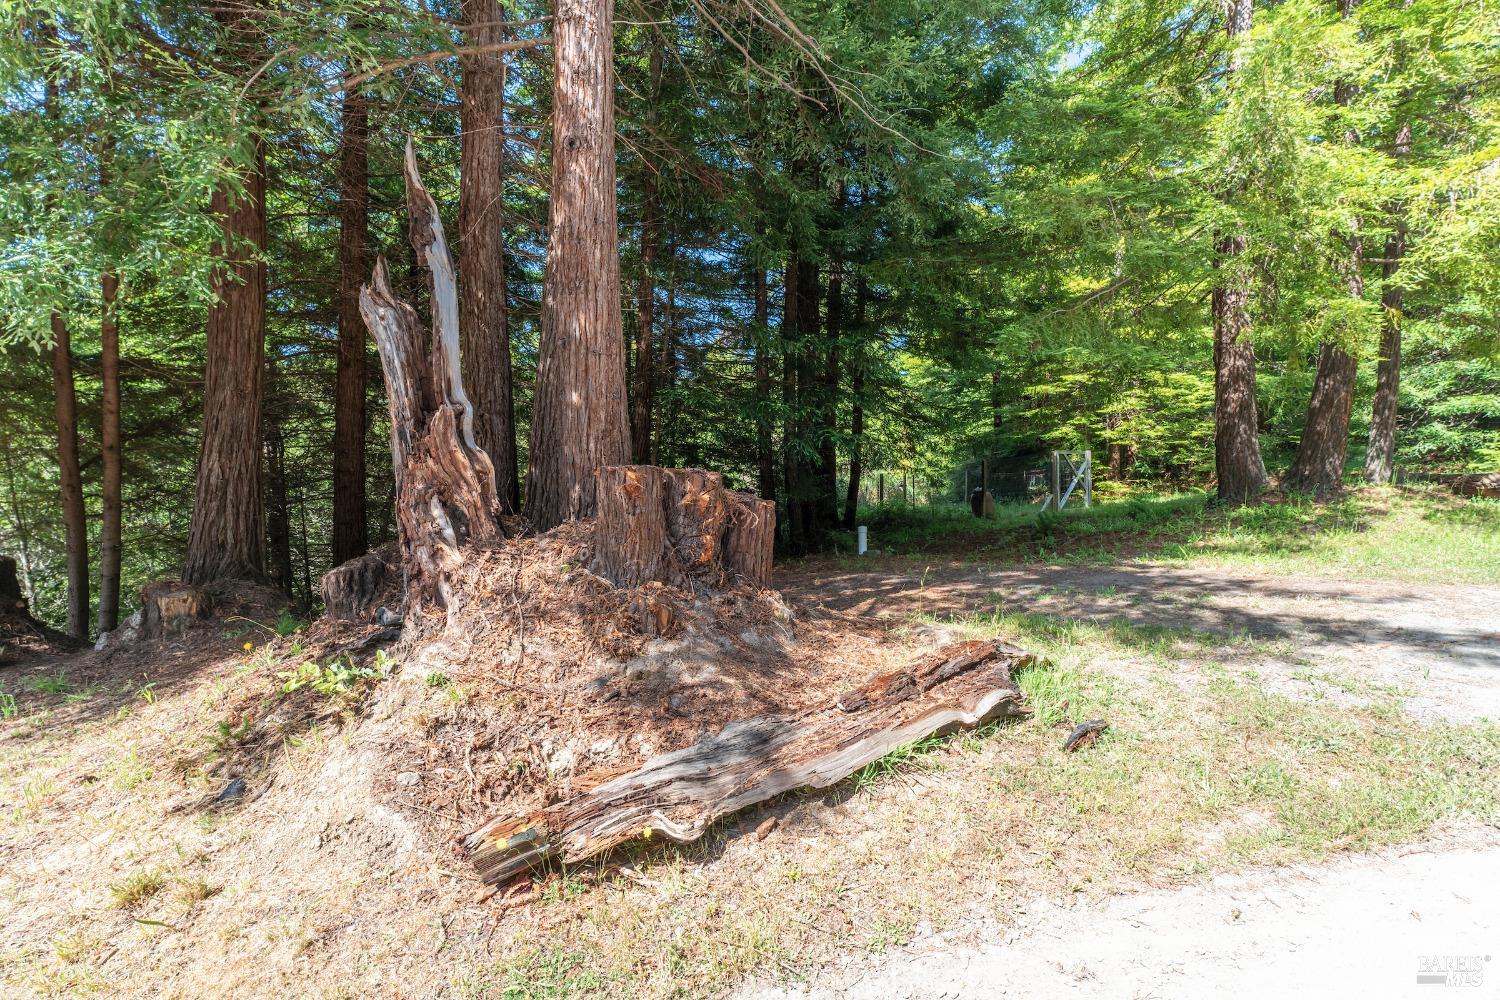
[373,520,912,850]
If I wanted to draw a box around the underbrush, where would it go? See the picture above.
[827,486,1500,583]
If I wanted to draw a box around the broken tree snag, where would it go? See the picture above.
[463,639,1035,885]
[0,556,21,613]
[591,466,776,588]
[360,144,499,614]
[320,551,392,621]
[723,492,776,587]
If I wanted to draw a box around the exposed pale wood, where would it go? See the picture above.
[140,581,211,638]
[592,466,670,587]
[359,146,500,615]
[664,468,729,577]
[463,639,1034,885]
[321,551,392,621]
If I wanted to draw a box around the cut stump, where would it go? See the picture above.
[321,551,393,621]
[462,638,1035,885]
[141,581,212,638]
[592,466,775,589]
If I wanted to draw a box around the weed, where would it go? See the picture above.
[0,690,17,720]
[175,877,221,905]
[108,869,165,909]
[27,673,71,696]
[278,655,375,697]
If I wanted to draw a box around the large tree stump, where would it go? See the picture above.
[723,492,775,587]
[360,143,500,615]
[321,551,393,621]
[140,580,211,638]
[463,639,1035,884]
[592,467,775,588]
[1451,473,1500,499]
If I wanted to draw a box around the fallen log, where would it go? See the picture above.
[461,638,1035,885]
[1451,472,1500,499]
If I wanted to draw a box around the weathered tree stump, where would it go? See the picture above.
[321,551,393,621]
[463,639,1035,884]
[140,580,212,638]
[723,492,775,586]
[969,487,995,519]
[360,143,500,615]
[592,466,775,588]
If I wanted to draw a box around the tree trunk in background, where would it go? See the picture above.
[781,255,805,554]
[460,0,521,513]
[49,312,89,639]
[630,36,663,463]
[817,255,841,531]
[1284,0,1362,498]
[1211,0,1267,506]
[527,0,630,531]
[1366,120,1412,484]
[264,394,295,598]
[753,266,776,501]
[184,135,268,585]
[796,258,821,543]
[332,85,370,565]
[98,269,122,634]
[842,276,867,529]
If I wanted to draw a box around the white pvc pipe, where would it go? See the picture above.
[857,525,868,555]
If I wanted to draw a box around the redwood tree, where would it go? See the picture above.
[630,34,664,463]
[526,0,631,530]
[1365,121,1412,484]
[49,311,89,639]
[332,84,370,565]
[182,135,268,585]
[459,0,521,513]
[1212,0,1268,505]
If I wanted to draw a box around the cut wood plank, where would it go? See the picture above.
[462,639,1035,885]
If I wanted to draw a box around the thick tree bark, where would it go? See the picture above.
[264,372,295,598]
[464,639,1033,884]
[817,255,842,530]
[526,0,631,531]
[97,146,122,634]
[781,256,805,554]
[49,312,89,639]
[1284,0,1363,498]
[1366,121,1412,484]
[753,266,776,501]
[630,37,663,463]
[1211,0,1267,506]
[460,0,521,513]
[333,86,370,565]
[842,276,868,529]
[184,134,268,584]
[360,145,500,614]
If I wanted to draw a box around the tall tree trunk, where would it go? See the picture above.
[630,35,663,463]
[264,395,295,598]
[1211,0,1268,505]
[841,276,867,529]
[460,0,521,513]
[1365,120,1412,484]
[49,312,89,639]
[1284,0,1363,498]
[796,257,821,545]
[332,85,370,564]
[781,255,805,554]
[97,231,122,631]
[817,254,842,531]
[753,266,776,501]
[526,0,630,530]
[184,134,268,584]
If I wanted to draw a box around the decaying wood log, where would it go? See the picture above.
[462,639,1035,885]
[1451,473,1500,499]
[320,551,393,621]
[360,142,500,614]
[592,466,775,588]
[140,580,211,638]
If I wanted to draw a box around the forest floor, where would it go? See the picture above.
[2,489,1497,999]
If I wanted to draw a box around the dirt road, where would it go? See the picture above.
[742,830,1500,1000]
[781,558,1500,722]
